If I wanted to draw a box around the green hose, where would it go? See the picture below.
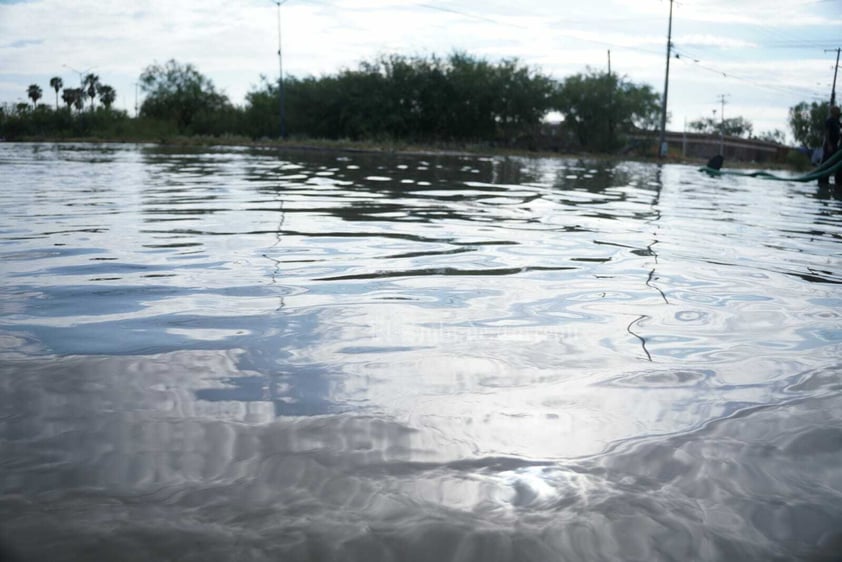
[698,147,842,182]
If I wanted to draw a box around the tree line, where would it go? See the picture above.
[24,73,116,112]
[0,52,832,153]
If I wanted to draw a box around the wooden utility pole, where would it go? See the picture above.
[607,50,614,143]
[826,48,840,106]
[716,94,728,155]
[658,0,674,158]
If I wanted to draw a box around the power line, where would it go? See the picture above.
[763,41,841,49]
[345,0,834,112]
[415,2,667,59]
[670,46,826,99]
[416,3,510,27]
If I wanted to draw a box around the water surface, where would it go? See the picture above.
[1,142,841,561]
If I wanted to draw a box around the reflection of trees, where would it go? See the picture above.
[138,149,231,255]
[140,151,225,213]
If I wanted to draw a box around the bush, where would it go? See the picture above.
[785,149,811,172]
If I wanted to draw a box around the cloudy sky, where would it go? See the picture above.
[0,0,839,141]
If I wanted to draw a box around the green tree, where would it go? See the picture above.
[82,73,100,111]
[757,129,785,144]
[243,51,556,143]
[554,69,661,151]
[788,100,827,148]
[445,52,496,139]
[688,115,753,138]
[26,84,43,107]
[61,87,85,112]
[96,84,117,109]
[725,116,752,138]
[49,76,63,109]
[688,116,717,134]
[61,87,78,111]
[247,74,347,139]
[139,59,231,132]
[491,58,556,139]
[73,91,85,112]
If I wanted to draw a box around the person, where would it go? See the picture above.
[818,105,841,186]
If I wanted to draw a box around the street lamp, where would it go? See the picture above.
[62,64,95,87]
[274,0,288,139]
[657,0,673,158]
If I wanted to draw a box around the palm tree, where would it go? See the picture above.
[82,73,100,111]
[72,88,85,112]
[61,87,75,110]
[49,76,63,109]
[96,84,116,109]
[26,84,43,108]
[61,87,84,112]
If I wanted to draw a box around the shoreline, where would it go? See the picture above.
[3,135,799,171]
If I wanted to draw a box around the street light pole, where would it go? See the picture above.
[826,47,840,107]
[658,0,673,158]
[62,64,95,86]
[717,94,728,155]
[275,0,288,139]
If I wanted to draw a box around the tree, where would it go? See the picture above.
[139,59,231,132]
[26,84,43,108]
[96,84,117,109]
[61,87,76,110]
[554,69,661,151]
[61,87,84,112]
[49,77,63,110]
[490,57,556,139]
[243,52,556,142]
[82,73,100,111]
[688,115,753,138]
[725,116,752,138]
[788,100,827,148]
[443,52,497,139]
[688,116,717,134]
[73,89,85,111]
[757,129,785,144]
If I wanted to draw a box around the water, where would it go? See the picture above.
[1,142,841,561]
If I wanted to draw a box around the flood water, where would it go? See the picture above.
[1,142,841,561]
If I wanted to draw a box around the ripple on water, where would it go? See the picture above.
[0,144,841,560]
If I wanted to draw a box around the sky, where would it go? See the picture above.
[0,0,839,143]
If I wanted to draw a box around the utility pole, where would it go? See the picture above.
[716,94,728,155]
[275,0,288,139]
[658,0,674,158]
[826,48,840,106]
[607,50,614,143]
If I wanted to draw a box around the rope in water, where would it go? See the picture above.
[698,147,842,182]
